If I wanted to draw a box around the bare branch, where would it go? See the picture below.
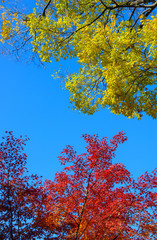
[129,7,136,21]
[99,0,108,8]
[42,0,52,17]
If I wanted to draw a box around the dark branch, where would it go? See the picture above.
[129,7,136,21]
[42,0,52,17]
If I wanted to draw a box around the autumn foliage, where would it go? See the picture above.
[0,131,157,239]
[0,131,48,239]
[0,0,157,118]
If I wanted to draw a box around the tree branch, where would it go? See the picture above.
[75,172,93,240]
[42,0,52,17]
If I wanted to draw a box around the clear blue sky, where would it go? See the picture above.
[0,52,156,181]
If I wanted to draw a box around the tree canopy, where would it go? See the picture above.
[42,132,157,239]
[0,0,157,118]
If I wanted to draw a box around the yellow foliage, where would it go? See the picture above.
[0,12,11,41]
[0,0,157,118]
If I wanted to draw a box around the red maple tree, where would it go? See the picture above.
[42,132,157,240]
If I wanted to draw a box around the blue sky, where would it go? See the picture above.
[0,52,156,181]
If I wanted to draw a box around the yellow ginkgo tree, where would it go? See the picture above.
[0,0,157,118]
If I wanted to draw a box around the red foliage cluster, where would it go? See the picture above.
[0,131,48,239]
[0,131,156,239]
